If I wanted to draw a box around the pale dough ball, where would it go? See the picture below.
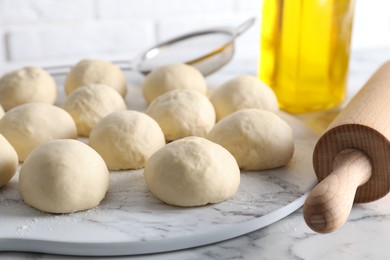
[142,63,207,103]
[62,84,127,137]
[146,89,215,141]
[0,105,4,119]
[19,139,109,213]
[65,59,127,97]
[210,75,279,121]
[89,110,165,170]
[0,134,18,188]
[144,136,240,207]
[0,67,57,111]
[207,109,294,170]
[0,103,77,161]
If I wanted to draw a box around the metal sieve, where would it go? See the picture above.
[47,17,255,76]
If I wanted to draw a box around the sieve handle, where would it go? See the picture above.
[233,17,256,38]
[43,60,133,76]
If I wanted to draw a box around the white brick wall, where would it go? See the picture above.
[0,0,388,74]
[0,28,5,69]
[96,0,236,19]
[0,0,95,23]
[6,21,155,61]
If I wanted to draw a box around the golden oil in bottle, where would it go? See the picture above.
[259,0,355,114]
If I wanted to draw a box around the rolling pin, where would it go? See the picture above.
[303,60,390,233]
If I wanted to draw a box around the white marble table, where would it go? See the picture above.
[1,47,390,259]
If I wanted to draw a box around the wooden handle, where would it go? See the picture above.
[308,61,390,233]
[304,149,372,233]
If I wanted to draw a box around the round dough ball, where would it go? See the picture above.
[0,67,57,111]
[144,136,240,207]
[62,84,127,137]
[0,134,18,188]
[146,89,215,141]
[65,59,127,97]
[210,75,279,121]
[207,109,294,170]
[0,105,4,119]
[19,139,109,213]
[142,63,207,103]
[89,110,165,170]
[0,103,77,161]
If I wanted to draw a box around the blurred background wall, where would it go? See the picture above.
[0,0,389,74]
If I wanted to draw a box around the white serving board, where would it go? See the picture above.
[0,72,318,256]
[0,111,318,256]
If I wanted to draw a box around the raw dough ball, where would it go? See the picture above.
[65,59,127,97]
[0,105,4,119]
[0,103,77,161]
[0,67,57,111]
[210,75,279,121]
[146,89,215,141]
[62,84,127,137]
[207,109,294,170]
[144,136,240,207]
[19,139,109,213]
[142,63,207,103]
[89,110,165,170]
[0,134,18,188]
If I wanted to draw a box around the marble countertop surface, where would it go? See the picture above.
[1,47,390,259]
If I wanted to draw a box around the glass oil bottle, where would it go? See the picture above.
[259,0,355,113]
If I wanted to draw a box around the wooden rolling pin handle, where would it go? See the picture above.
[304,149,372,233]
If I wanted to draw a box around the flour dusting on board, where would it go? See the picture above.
[0,114,317,248]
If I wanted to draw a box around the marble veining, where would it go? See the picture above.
[2,48,390,259]
[0,113,317,255]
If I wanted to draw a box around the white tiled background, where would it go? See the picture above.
[0,0,389,74]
